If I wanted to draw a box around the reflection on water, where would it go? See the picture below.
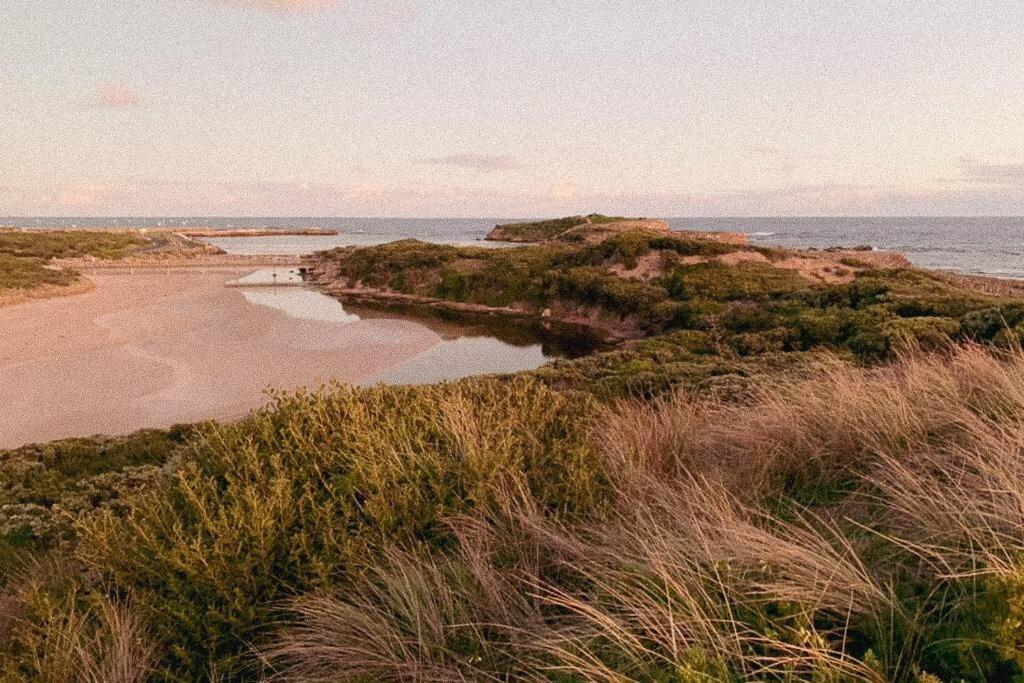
[362,336,549,387]
[233,273,566,385]
[342,303,602,360]
[238,288,361,324]
[203,234,517,256]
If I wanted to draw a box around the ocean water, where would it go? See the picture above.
[4,216,1022,279]
[666,217,1024,280]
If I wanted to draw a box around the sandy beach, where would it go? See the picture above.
[0,270,442,447]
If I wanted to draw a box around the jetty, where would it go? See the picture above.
[0,226,339,237]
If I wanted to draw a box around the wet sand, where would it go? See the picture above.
[0,270,442,447]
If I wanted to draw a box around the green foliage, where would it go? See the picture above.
[0,231,145,292]
[75,377,606,679]
[0,254,75,292]
[663,260,808,300]
[490,214,646,242]
[492,215,591,240]
[0,231,143,261]
[314,235,1024,398]
[0,429,188,547]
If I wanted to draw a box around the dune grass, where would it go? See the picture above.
[0,254,76,292]
[0,231,144,262]
[258,345,1024,682]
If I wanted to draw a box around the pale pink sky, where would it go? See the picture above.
[2,0,1024,216]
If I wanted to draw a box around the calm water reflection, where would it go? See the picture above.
[239,288,360,324]
[234,273,566,385]
[361,336,548,387]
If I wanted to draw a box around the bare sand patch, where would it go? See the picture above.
[0,270,442,447]
[0,278,95,308]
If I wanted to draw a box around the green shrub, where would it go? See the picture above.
[663,261,808,301]
[0,429,188,548]
[492,215,590,240]
[75,377,606,679]
[0,231,145,292]
[0,231,143,261]
[0,254,75,292]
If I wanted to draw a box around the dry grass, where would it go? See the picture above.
[263,344,1024,681]
[266,476,895,681]
[6,558,157,683]
[12,344,1024,680]
[526,476,892,682]
[596,344,1024,499]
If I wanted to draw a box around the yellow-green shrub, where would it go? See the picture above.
[75,377,605,679]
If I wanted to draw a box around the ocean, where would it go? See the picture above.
[4,216,1022,279]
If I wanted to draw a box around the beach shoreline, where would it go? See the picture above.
[0,268,443,448]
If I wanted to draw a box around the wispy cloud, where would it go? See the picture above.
[213,0,340,13]
[419,154,523,171]
[97,83,143,108]
[960,160,1024,185]
[6,178,1024,218]
[745,144,785,157]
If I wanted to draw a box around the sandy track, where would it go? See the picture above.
[0,270,441,447]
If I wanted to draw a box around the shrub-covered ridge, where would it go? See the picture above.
[306,230,1024,396]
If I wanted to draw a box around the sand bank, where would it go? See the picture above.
[0,270,442,447]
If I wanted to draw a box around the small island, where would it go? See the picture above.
[485,212,747,245]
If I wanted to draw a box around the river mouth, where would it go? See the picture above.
[232,270,594,387]
[0,268,589,448]
[339,301,606,360]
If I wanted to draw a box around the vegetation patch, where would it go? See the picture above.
[5,348,1024,680]
[308,231,1024,396]
[486,213,648,242]
[0,230,146,294]
[68,378,603,679]
[0,428,191,547]
[6,225,1024,680]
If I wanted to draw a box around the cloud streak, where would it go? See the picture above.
[97,83,143,108]
[213,0,340,13]
[960,160,1024,185]
[419,154,523,171]
[6,178,1024,218]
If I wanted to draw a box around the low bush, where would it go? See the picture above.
[74,377,605,679]
[0,231,145,293]
[0,429,189,547]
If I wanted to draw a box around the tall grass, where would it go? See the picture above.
[74,377,606,679]
[10,345,1024,680]
[264,345,1024,681]
[4,558,156,683]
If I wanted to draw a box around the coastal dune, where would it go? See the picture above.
[0,270,441,447]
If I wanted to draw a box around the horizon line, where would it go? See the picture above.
[4,214,1024,221]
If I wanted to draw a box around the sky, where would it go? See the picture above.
[2,0,1024,217]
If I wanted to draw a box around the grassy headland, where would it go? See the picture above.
[306,225,1024,396]
[4,220,1024,680]
[485,213,649,242]
[0,230,145,295]
[485,213,748,245]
